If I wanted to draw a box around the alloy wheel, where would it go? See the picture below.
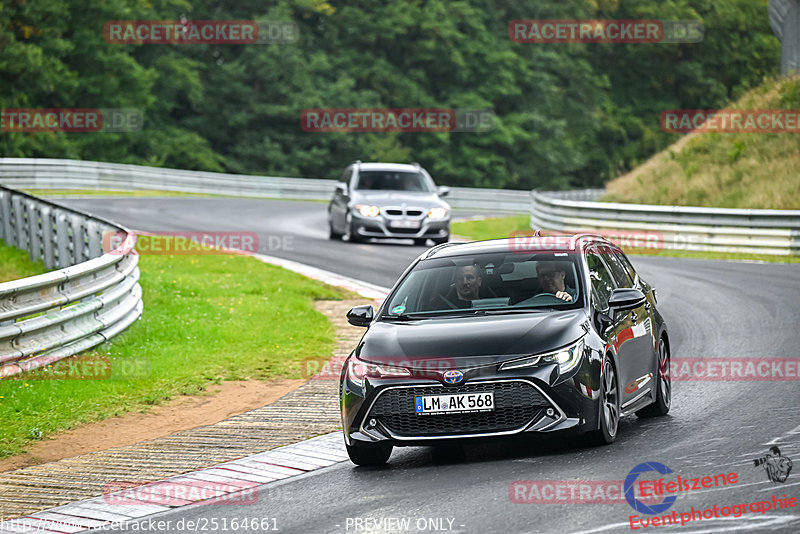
[603,360,619,438]
[658,340,671,409]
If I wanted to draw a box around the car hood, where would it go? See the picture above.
[357,311,587,367]
[352,190,447,208]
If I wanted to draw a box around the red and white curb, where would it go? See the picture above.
[0,431,347,533]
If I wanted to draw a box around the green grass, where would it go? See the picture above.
[451,215,800,264]
[603,75,800,209]
[0,251,353,459]
[0,241,48,282]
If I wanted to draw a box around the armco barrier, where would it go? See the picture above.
[3,159,797,255]
[0,158,531,212]
[531,190,800,255]
[0,186,142,378]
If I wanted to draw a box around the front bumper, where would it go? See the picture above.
[352,212,450,240]
[341,360,601,447]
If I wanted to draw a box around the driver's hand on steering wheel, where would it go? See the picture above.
[555,291,573,302]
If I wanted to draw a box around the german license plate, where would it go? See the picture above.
[390,219,421,229]
[415,392,494,415]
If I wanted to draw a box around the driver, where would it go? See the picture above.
[536,261,577,302]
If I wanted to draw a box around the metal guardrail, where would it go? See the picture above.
[0,158,531,212]
[531,190,800,255]
[4,158,798,255]
[0,186,143,378]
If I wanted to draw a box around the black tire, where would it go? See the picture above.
[328,221,342,240]
[432,234,449,245]
[586,354,620,446]
[414,238,429,246]
[346,442,392,466]
[636,337,671,418]
[343,213,362,243]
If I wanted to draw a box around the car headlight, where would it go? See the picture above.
[346,356,411,389]
[428,207,448,220]
[500,337,585,374]
[356,205,380,217]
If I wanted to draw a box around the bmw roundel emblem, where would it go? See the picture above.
[443,370,464,384]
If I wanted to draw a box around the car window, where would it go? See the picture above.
[613,251,639,287]
[586,251,615,310]
[354,171,433,192]
[603,249,634,288]
[382,252,582,316]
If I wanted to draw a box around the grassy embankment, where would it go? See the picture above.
[454,76,800,263]
[604,75,800,209]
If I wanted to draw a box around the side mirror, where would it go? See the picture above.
[335,182,348,196]
[437,186,450,197]
[347,305,374,327]
[608,288,646,313]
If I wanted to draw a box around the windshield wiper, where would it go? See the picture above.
[379,313,417,321]
[382,307,559,320]
[381,310,483,320]
[482,307,552,315]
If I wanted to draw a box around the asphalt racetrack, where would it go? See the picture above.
[61,197,800,534]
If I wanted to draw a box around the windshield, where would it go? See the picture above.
[354,171,433,192]
[383,253,583,317]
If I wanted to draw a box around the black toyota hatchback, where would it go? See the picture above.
[339,235,671,465]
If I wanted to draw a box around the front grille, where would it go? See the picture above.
[385,209,403,216]
[406,209,423,216]
[367,381,549,437]
[388,227,419,234]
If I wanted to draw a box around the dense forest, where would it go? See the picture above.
[0,0,780,189]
